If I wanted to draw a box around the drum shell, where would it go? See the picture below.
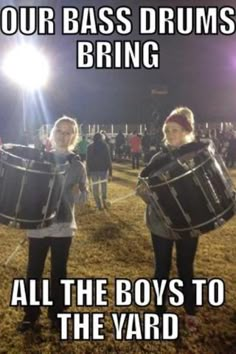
[0,145,69,229]
[140,141,236,238]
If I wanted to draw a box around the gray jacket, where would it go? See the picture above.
[28,153,87,238]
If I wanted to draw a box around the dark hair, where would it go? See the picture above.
[93,132,103,142]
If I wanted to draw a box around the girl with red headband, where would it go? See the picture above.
[162,106,195,147]
[137,106,200,333]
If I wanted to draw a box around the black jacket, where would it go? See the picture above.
[86,140,112,176]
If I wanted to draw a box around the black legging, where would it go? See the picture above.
[24,237,72,321]
[151,233,199,316]
[132,152,140,169]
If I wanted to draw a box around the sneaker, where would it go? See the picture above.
[184,315,199,333]
[103,200,111,209]
[96,206,104,211]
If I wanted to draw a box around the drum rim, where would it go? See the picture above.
[0,210,56,224]
[0,159,67,175]
[140,154,212,188]
[166,201,235,232]
[0,145,69,173]
[1,144,52,167]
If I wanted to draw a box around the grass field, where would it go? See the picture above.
[0,163,236,354]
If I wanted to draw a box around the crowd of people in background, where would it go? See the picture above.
[198,127,236,168]
[1,124,236,171]
[75,125,236,170]
[75,129,157,169]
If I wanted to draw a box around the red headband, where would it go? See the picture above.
[164,114,193,132]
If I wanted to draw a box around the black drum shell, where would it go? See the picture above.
[0,144,69,229]
[139,141,236,238]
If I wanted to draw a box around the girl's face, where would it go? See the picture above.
[53,122,75,151]
[164,122,188,147]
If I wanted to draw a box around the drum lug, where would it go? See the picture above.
[170,230,182,240]
[160,171,170,181]
[185,213,192,224]
[48,178,54,188]
[41,205,48,216]
[193,175,200,186]
[38,221,46,229]
[177,159,190,170]
[22,159,29,169]
[188,159,196,169]
[22,175,28,185]
[214,218,225,228]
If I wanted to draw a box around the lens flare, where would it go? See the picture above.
[2,44,49,90]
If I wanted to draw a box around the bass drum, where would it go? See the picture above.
[0,144,69,229]
[139,140,236,239]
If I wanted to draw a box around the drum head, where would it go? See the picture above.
[0,144,69,229]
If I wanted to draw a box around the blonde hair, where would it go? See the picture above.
[163,106,195,145]
[50,116,79,151]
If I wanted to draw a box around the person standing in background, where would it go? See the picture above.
[129,131,142,169]
[142,129,151,164]
[86,132,112,210]
[115,130,126,161]
[76,135,89,162]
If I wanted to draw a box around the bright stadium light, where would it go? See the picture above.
[2,44,49,90]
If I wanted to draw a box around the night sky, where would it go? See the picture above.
[0,0,236,141]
